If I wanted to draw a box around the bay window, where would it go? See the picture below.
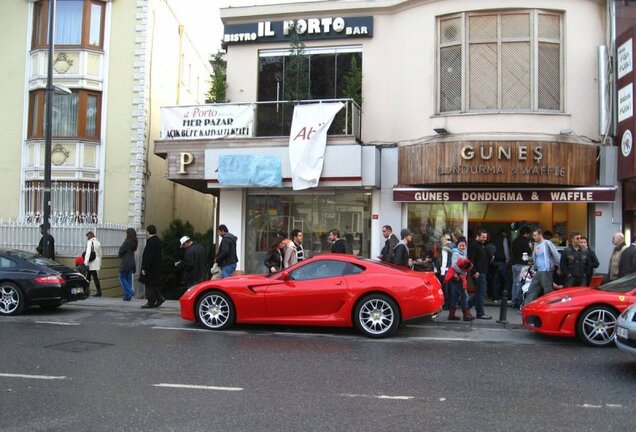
[32,0,105,49]
[28,89,101,139]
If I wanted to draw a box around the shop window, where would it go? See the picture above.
[28,89,101,139]
[32,0,105,49]
[438,10,562,114]
[256,47,362,136]
[245,192,372,274]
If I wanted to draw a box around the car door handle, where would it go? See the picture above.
[335,280,343,286]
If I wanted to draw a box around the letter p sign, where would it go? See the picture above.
[178,152,193,174]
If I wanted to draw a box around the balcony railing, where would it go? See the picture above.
[224,98,361,141]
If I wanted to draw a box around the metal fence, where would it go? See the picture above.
[0,220,129,257]
[23,181,100,224]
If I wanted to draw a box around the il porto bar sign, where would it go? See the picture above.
[393,187,617,203]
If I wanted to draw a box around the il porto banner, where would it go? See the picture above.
[288,102,344,190]
[393,187,617,203]
[161,105,254,140]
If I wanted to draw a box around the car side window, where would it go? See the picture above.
[343,262,364,276]
[289,260,347,281]
[0,257,18,269]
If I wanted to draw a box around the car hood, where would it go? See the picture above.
[529,287,595,306]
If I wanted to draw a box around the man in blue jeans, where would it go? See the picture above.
[468,229,492,319]
[215,224,238,278]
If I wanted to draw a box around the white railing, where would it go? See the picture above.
[23,182,100,223]
[0,220,130,258]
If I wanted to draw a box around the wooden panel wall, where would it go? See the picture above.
[398,141,598,185]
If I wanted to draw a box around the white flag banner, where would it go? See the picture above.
[288,102,344,190]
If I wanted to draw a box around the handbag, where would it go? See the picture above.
[82,242,96,263]
[138,272,148,284]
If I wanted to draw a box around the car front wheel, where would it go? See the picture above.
[354,294,400,338]
[196,291,235,330]
[576,305,618,347]
[0,283,25,316]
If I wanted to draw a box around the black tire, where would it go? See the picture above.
[40,304,62,311]
[196,291,235,330]
[576,305,618,347]
[354,294,401,338]
[0,282,25,316]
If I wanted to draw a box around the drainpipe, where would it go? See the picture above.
[173,24,185,220]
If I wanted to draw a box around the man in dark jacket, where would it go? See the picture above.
[468,229,492,319]
[560,231,587,287]
[378,225,399,263]
[140,224,165,308]
[328,229,347,253]
[36,224,55,261]
[178,236,208,288]
[215,224,238,278]
[491,228,512,303]
[618,237,636,278]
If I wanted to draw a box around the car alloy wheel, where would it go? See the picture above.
[196,291,235,330]
[0,283,25,316]
[576,305,618,347]
[355,294,400,338]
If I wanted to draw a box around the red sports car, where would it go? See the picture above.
[179,254,444,338]
[522,273,636,346]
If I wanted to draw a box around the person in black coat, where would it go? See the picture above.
[467,229,492,320]
[328,229,347,253]
[178,236,208,288]
[393,229,414,268]
[140,224,165,308]
[618,239,636,278]
[264,236,285,275]
[36,224,55,261]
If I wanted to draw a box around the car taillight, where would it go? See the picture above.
[34,275,65,285]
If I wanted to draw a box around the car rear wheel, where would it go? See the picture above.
[354,294,400,338]
[196,291,235,330]
[0,283,25,316]
[576,305,618,347]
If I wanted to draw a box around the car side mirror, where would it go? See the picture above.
[281,270,290,281]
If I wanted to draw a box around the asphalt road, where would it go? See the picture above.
[1,303,635,432]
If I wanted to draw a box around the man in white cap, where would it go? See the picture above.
[177,235,208,289]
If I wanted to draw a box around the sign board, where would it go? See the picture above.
[617,27,636,180]
[161,105,255,140]
[392,187,617,203]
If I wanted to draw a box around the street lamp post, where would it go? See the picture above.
[42,0,56,259]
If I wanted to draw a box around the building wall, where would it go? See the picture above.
[0,2,30,219]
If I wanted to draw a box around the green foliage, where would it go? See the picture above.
[343,56,363,106]
[283,29,310,102]
[206,51,228,103]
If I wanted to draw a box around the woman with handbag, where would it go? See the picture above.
[84,231,102,296]
[445,237,475,321]
[264,236,285,275]
[118,228,138,301]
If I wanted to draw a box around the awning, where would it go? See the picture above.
[392,186,617,203]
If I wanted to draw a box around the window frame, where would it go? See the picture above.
[31,0,105,50]
[437,9,563,114]
[28,89,102,140]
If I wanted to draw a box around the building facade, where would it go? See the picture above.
[156,0,623,276]
[0,0,214,236]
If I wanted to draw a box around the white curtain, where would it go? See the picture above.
[55,1,83,45]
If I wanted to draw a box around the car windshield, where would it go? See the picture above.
[597,273,636,293]
[5,250,58,267]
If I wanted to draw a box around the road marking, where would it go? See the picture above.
[153,383,243,391]
[35,321,79,326]
[340,393,414,400]
[152,326,250,335]
[0,373,67,380]
[408,336,471,342]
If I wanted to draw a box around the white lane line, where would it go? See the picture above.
[35,321,79,326]
[0,373,67,380]
[154,383,243,391]
[340,393,414,400]
[152,326,248,335]
[408,336,471,342]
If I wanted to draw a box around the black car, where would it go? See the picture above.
[0,248,89,316]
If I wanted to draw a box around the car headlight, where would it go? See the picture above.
[548,296,572,305]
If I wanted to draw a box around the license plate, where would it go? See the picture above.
[71,287,84,295]
[616,326,629,339]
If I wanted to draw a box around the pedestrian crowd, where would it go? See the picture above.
[34,218,636,313]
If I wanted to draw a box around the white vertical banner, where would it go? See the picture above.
[288,102,344,190]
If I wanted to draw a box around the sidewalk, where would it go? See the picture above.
[69,296,523,328]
